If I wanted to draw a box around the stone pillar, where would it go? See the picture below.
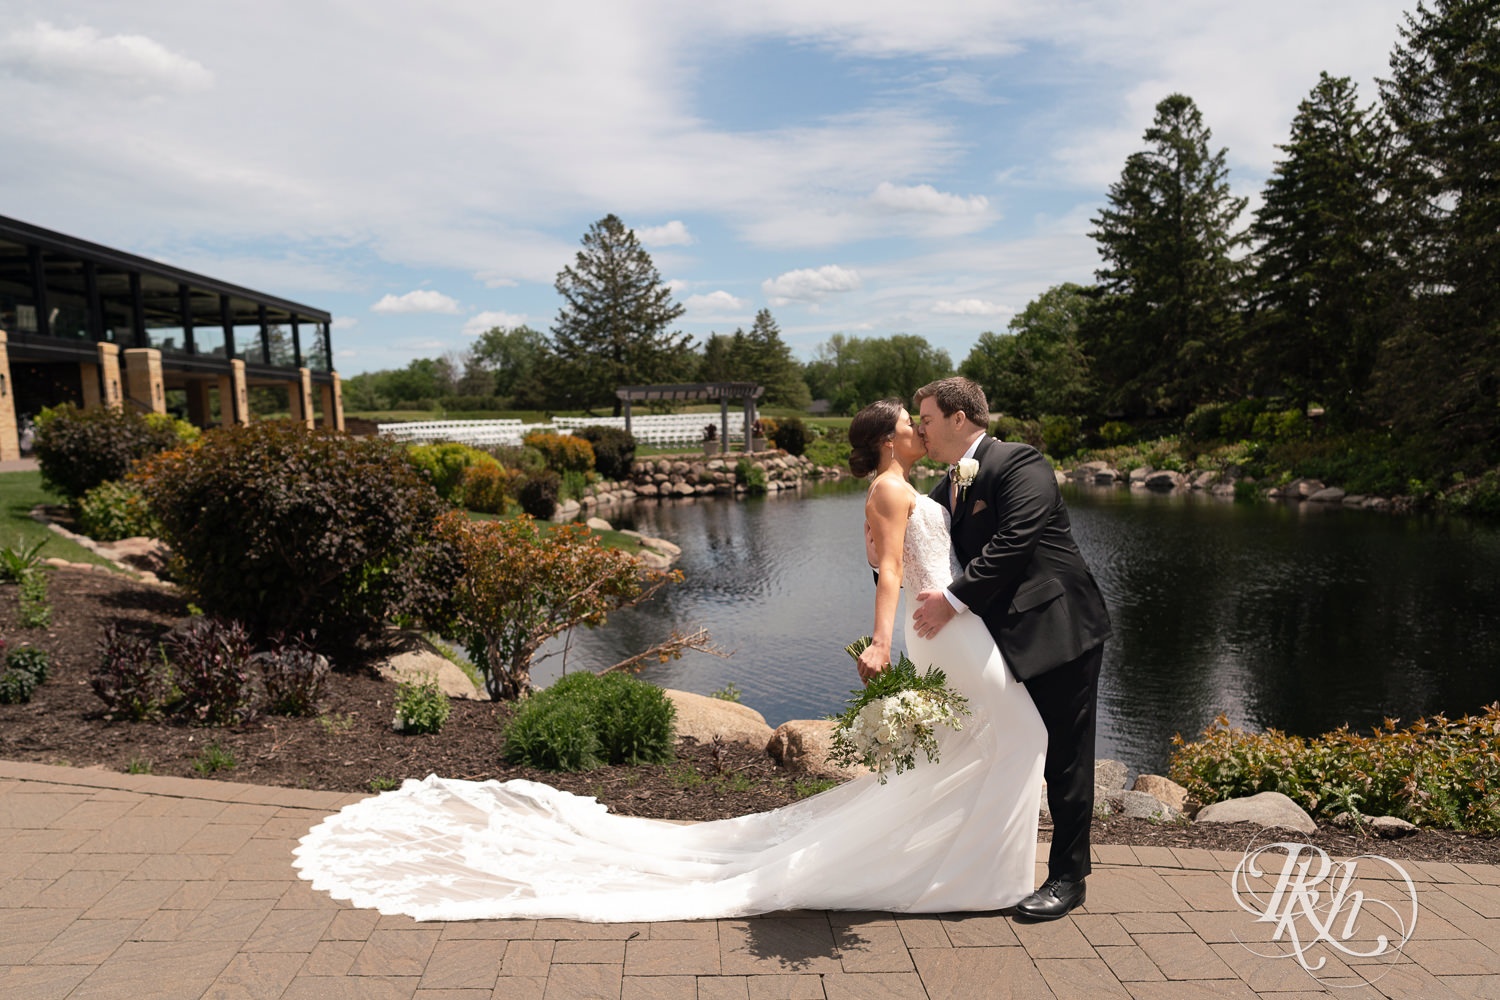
[0,332,20,461]
[123,348,166,415]
[218,359,249,426]
[318,372,344,431]
[96,343,123,410]
[186,380,212,427]
[288,367,314,429]
[80,362,102,410]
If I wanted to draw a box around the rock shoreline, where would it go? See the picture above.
[1057,461,1413,513]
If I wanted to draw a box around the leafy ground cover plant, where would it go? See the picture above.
[391,675,451,734]
[0,640,50,704]
[135,421,457,646]
[77,479,163,542]
[18,570,51,628]
[34,404,196,500]
[436,510,680,700]
[502,670,676,771]
[1169,707,1500,833]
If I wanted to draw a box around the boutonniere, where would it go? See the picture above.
[955,458,979,499]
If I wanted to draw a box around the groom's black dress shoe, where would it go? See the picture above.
[1014,878,1086,921]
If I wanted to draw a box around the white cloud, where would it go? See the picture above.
[870,182,988,216]
[331,316,358,330]
[684,290,746,313]
[932,299,1011,317]
[0,22,212,95]
[371,290,461,315]
[762,265,862,305]
[665,278,690,295]
[463,311,529,336]
[635,220,694,246]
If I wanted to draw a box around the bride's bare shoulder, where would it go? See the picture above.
[865,475,918,518]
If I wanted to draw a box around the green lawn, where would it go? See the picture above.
[0,471,120,571]
[464,509,643,554]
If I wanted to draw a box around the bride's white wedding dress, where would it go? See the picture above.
[293,495,1046,921]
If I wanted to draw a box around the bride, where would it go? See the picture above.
[293,398,1047,922]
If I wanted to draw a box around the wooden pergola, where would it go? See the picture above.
[615,382,764,452]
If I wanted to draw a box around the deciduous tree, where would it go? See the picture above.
[960,283,1092,417]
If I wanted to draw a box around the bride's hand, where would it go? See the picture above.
[856,641,890,685]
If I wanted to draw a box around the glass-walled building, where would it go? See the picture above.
[0,214,341,457]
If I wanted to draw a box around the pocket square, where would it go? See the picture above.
[970,499,988,515]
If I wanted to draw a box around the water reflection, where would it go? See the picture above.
[537,481,1500,777]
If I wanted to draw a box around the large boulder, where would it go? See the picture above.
[1284,477,1326,498]
[1143,470,1186,491]
[1101,788,1184,822]
[766,720,868,780]
[1308,487,1347,504]
[1195,790,1316,833]
[664,689,774,748]
[1132,774,1189,814]
[375,632,481,700]
[1094,758,1129,797]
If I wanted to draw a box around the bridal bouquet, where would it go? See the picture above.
[827,638,970,783]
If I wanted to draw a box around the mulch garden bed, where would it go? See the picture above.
[3,567,1498,865]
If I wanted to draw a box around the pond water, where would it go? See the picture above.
[535,480,1500,777]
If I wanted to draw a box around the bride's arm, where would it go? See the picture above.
[856,479,910,682]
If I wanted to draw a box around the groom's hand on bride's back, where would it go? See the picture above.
[912,590,956,639]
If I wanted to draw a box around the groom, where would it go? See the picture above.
[910,376,1111,921]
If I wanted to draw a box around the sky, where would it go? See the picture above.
[2,1,1414,377]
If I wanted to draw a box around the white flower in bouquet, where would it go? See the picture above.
[827,638,971,783]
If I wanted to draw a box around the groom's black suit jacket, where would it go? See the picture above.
[931,435,1111,681]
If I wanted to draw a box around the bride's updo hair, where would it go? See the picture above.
[848,398,904,478]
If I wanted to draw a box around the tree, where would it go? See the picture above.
[436,511,680,700]
[454,349,496,398]
[1373,0,1500,454]
[803,334,952,415]
[698,310,811,409]
[1250,73,1390,416]
[1081,94,1249,417]
[960,283,1093,417]
[550,215,693,414]
[471,324,546,399]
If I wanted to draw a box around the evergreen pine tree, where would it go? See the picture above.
[1082,94,1249,416]
[550,215,692,414]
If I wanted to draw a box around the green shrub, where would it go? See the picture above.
[1097,420,1133,446]
[734,457,767,494]
[1217,398,1272,439]
[1040,415,1082,458]
[392,676,451,734]
[770,417,809,456]
[1183,402,1226,441]
[1169,708,1500,833]
[573,426,637,480]
[523,431,594,473]
[990,416,1044,450]
[0,643,47,705]
[460,462,515,514]
[1443,469,1500,518]
[406,442,500,504]
[517,469,561,518]
[135,422,458,645]
[18,571,50,628]
[92,624,169,721]
[1252,408,1309,443]
[489,444,546,475]
[77,479,161,542]
[34,403,197,500]
[502,671,676,771]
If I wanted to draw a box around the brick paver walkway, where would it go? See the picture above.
[3,760,1497,999]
